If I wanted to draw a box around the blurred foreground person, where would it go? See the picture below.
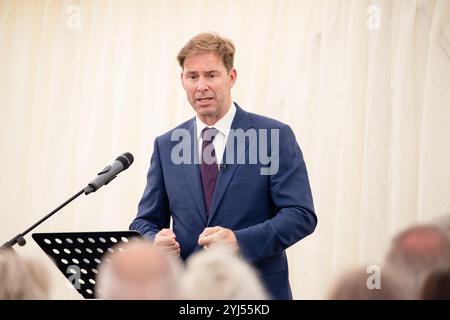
[180,245,269,299]
[327,267,404,300]
[420,268,450,300]
[384,224,450,299]
[95,239,183,299]
[0,250,50,299]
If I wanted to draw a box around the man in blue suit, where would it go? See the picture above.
[130,32,317,299]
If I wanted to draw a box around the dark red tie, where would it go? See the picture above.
[200,127,219,215]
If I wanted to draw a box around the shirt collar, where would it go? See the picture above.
[195,102,236,139]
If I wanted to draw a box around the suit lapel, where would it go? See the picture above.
[182,119,207,224]
[207,104,252,224]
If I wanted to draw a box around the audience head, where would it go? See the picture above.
[383,224,450,299]
[0,249,50,299]
[328,267,404,300]
[420,268,450,300]
[95,239,183,299]
[179,244,269,300]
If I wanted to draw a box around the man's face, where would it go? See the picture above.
[181,52,236,125]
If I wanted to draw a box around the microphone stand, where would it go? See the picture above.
[1,188,86,250]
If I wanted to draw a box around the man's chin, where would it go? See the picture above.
[195,104,217,115]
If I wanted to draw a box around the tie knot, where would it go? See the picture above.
[201,127,219,142]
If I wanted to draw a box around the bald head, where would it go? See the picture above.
[390,225,450,264]
[96,240,182,299]
[384,225,450,298]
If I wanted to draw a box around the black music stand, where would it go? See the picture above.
[32,231,142,299]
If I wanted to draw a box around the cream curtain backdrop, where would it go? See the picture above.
[1,0,449,299]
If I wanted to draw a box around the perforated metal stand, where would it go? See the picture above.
[32,231,142,299]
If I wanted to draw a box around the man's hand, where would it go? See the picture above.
[198,226,238,252]
[153,228,180,256]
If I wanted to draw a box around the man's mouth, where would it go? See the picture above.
[197,97,213,104]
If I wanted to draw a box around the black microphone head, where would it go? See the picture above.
[116,152,134,169]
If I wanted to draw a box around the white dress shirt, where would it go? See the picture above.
[195,102,236,168]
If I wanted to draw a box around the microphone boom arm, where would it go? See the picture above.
[1,152,133,251]
[1,188,85,250]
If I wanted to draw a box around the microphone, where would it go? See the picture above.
[1,152,134,249]
[219,163,227,172]
[84,152,134,195]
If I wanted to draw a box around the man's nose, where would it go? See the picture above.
[196,77,209,92]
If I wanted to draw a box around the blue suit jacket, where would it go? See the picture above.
[130,104,317,299]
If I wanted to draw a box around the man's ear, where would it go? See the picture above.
[229,68,237,88]
[180,72,185,89]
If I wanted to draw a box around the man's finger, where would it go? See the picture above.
[198,232,220,246]
[167,248,181,256]
[155,236,177,246]
[198,234,210,246]
[167,241,180,249]
[199,226,222,238]
[167,246,181,253]
[159,228,176,238]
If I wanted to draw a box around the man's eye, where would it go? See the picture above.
[208,74,215,78]
[189,75,197,80]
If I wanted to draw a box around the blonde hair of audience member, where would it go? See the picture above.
[95,239,183,299]
[0,250,50,299]
[328,267,404,300]
[180,244,269,300]
[383,224,450,299]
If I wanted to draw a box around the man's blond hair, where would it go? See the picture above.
[177,32,235,72]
